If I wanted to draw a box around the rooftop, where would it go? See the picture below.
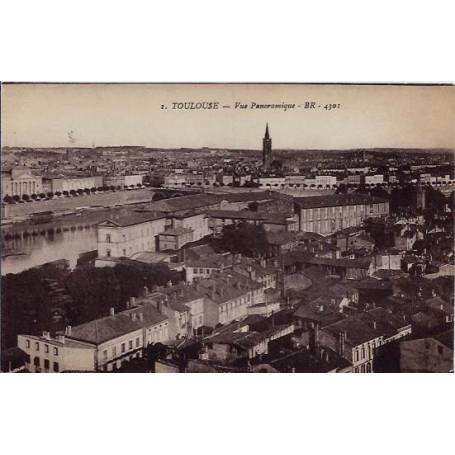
[98,209,166,227]
[294,194,387,209]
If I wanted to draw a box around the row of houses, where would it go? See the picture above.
[1,166,144,197]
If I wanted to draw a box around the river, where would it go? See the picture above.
[1,225,98,275]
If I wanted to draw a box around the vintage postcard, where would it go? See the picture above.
[1,83,454,373]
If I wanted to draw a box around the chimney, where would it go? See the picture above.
[319,304,325,312]
[57,335,65,344]
[143,286,149,297]
[42,331,51,340]
[330,298,336,305]
[131,296,136,306]
[131,313,137,321]
[65,325,72,336]
[167,280,173,287]
[372,321,377,330]
[110,307,115,317]
[139,312,143,322]
[157,301,163,313]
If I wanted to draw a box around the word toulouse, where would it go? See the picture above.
[171,101,220,110]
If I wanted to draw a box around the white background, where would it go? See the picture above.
[1,1,454,455]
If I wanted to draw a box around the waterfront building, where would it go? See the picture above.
[206,209,298,235]
[97,211,167,258]
[45,175,103,193]
[1,167,43,197]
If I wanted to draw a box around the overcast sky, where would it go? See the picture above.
[2,84,454,150]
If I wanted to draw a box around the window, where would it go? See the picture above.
[44,359,50,370]
[438,346,443,355]
[121,343,125,353]
[361,346,365,359]
[53,362,59,372]
[106,249,111,257]
[53,347,58,356]
[103,350,108,361]
[34,357,40,367]
[35,342,40,351]
[112,346,117,358]
[25,339,30,348]
[106,234,111,243]
[136,337,140,347]
[45,344,49,353]
[129,340,133,350]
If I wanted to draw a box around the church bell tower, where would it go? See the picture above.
[262,123,272,169]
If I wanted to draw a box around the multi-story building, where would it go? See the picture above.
[97,211,167,258]
[158,212,211,251]
[206,209,298,235]
[46,175,103,193]
[294,194,389,236]
[1,167,43,197]
[17,332,95,373]
[318,308,412,373]
[258,177,286,189]
[365,174,384,185]
[104,174,143,188]
[315,175,337,187]
[17,305,169,372]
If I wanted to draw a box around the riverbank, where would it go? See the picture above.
[1,187,157,223]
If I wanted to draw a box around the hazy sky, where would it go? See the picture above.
[1,84,454,150]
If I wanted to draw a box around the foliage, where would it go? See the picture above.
[1,262,182,349]
[214,222,268,257]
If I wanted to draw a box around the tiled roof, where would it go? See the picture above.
[206,209,292,224]
[294,194,387,209]
[68,306,167,345]
[426,296,453,315]
[160,227,193,236]
[99,209,166,227]
[145,194,222,213]
[434,329,454,350]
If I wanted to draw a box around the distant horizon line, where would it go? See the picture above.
[2,145,454,153]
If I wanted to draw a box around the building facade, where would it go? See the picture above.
[2,168,43,197]
[97,212,167,258]
[295,194,389,236]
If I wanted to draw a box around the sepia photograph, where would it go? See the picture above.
[1,83,454,373]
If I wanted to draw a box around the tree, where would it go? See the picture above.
[39,193,46,199]
[63,191,69,197]
[336,184,348,194]
[47,192,54,198]
[215,222,268,257]
[31,193,38,200]
[70,190,77,196]
[3,195,13,204]
[22,194,30,201]
[13,195,20,202]
[90,187,96,193]
[84,188,91,195]
[77,189,84,195]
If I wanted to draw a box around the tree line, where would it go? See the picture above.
[1,262,182,350]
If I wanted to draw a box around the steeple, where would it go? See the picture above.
[262,123,272,169]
